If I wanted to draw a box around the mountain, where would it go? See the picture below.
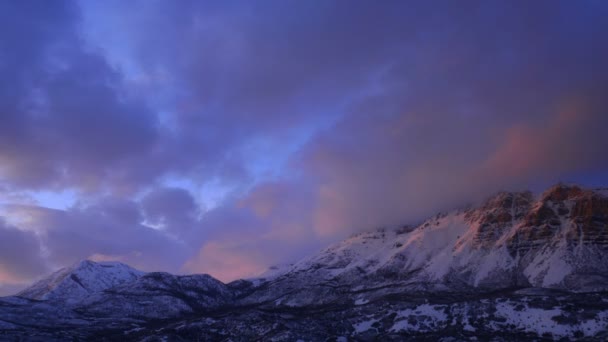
[18,260,144,304]
[75,272,233,319]
[244,184,608,307]
[1,184,607,340]
[18,260,233,319]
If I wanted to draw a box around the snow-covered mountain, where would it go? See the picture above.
[246,184,608,307]
[18,260,144,304]
[17,259,233,319]
[1,184,608,340]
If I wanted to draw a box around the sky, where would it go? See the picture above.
[1,0,608,295]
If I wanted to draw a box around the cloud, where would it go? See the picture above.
[184,241,268,282]
[276,0,608,238]
[1,0,608,288]
[0,1,161,193]
[3,198,189,274]
[181,181,321,281]
[141,187,200,234]
[0,219,47,286]
[482,97,608,181]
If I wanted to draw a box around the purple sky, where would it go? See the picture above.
[1,0,608,294]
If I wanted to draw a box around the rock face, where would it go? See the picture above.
[1,184,608,341]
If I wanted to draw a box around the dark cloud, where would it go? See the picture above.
[0,0,158,192]
[5,198,189,273]
[141,187,199,234]
[0,219,46,285]
[1,0,607,287]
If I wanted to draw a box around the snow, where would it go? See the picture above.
[353,317,379,333]
[248,187,608,301]
[524,241,572,287]
[390,304,449,332]
[277,228,416,281]
[18,260,144,303]
[463,323,476,332]
[405,214,469,280]
[124,327,145,334]
[579,311,608,336]
[354,298,369,305]
[490,301,608,338]
[268,212,479,288]
[472,245,516,286]
[256,263,294,280]
[491,302,567,336]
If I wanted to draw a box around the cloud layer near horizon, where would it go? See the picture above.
[1,0,608,294]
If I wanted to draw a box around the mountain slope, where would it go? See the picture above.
[17,260,233,319]
[18,260,144,304]
[246,184,608,306]
[2,184,608,340]
[76,272,233,319]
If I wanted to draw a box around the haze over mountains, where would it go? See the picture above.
[2,184,607,340]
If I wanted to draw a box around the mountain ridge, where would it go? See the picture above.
[2,183,608,340]
[246,184,608,306]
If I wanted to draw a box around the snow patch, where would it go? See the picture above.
[390,304,448,332]
[490,301,608,338]
[354,298,369,305]
[353,318,379,333]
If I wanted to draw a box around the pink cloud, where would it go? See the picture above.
[183,241,268,282]
[481,97,596,181]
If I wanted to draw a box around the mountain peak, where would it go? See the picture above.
[540,183,587,202]
[18,259,144,303]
